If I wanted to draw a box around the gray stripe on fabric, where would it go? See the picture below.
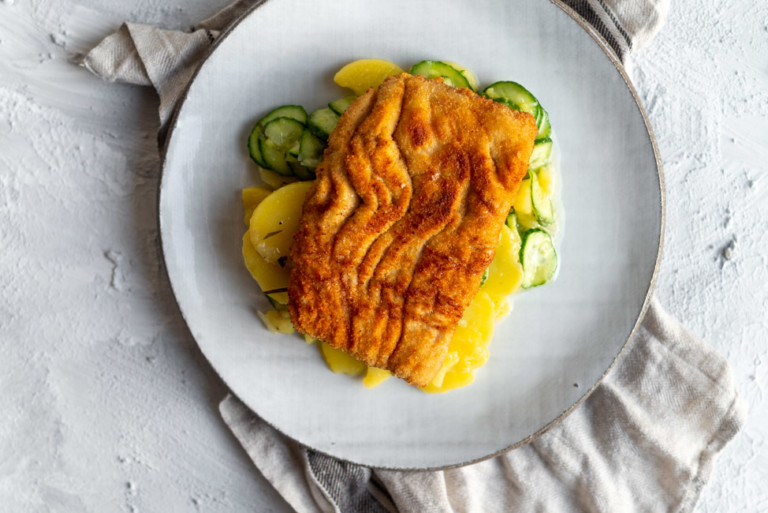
[307,450,394,513]
[561,0,625,60]
[596,0,633,49]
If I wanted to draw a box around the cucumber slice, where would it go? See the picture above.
[308,107,340,139]
[257,117,306,177]
[536,106,552,140]
[505,211,517,230]
[504,212,523,244]
[288,159,315,181]
[329,95,357,115]
[247,126,269,168]
[287,140,300,159]
[484,81,538,113]
[520,229,557,288]
[258,136,292,176]
[249,106,307,170]
[444,61,478,90]
[529,138,552,169]
[410,60,472,89]
[493,97,521,111]
[484,81,549,137]
[530,171,554,225]
[264,117,304,149]
[259,105,308,127]
[299,129,325,169]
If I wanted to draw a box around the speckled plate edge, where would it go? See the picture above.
[157,0,665,471]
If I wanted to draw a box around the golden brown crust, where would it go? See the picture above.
[288,74,537,387]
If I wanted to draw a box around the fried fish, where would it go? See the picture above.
[288,73,537,387]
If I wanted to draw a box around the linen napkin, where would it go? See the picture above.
[81,1,746,511]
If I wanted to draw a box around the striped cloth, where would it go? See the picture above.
[562,0,669,61]
[83,1,746,512]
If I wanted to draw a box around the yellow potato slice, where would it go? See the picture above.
[460,290,496,343]
[493,298,511,321]
[242,232,290,292]
[258,309,295,334]
[516,212,539,232]
[513,177,533,216]
[363,367,392,389]
[424,291,496,393]
[249,181,314,264]
[437,370,476,391]
[242,186,272,226]
[334,59,405,95]
[537,164,555,197]
[425,352,459,390]
[267,291,289,305]
[319,342,366,376]
[482,225,524,308]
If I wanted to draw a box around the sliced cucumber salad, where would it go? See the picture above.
[247,91,361,180]
[248,103,335,180]
[479,78,559,288]
[247,59,560,288]
[509,141,559,288]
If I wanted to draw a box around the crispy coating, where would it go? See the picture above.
[288,74,537,387]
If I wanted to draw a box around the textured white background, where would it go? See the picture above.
[0,0,766,511]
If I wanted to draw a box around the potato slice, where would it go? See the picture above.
[333,59,404,95]
[458,290,496,344]
[258,309,295,334]
[249,181,314,264]
[513,177,533,216]
[493,298,511,321]
[436,370,476,391]
[242,186,272,226]
[537,164,555,197]
[363,367,391,389]
[482,225,524,308]
[319,341,366,376]
[425,352,459,390]
[424,291,495,393]
[242,232,290,292]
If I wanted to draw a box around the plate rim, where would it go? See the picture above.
[157,0,665,471]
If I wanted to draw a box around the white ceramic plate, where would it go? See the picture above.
[160,0,662,469]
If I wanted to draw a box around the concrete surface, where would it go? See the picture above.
[1,0,766,511]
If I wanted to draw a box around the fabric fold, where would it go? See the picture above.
[81,22,215,129]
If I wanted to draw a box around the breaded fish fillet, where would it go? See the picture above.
[288,73,537,387]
